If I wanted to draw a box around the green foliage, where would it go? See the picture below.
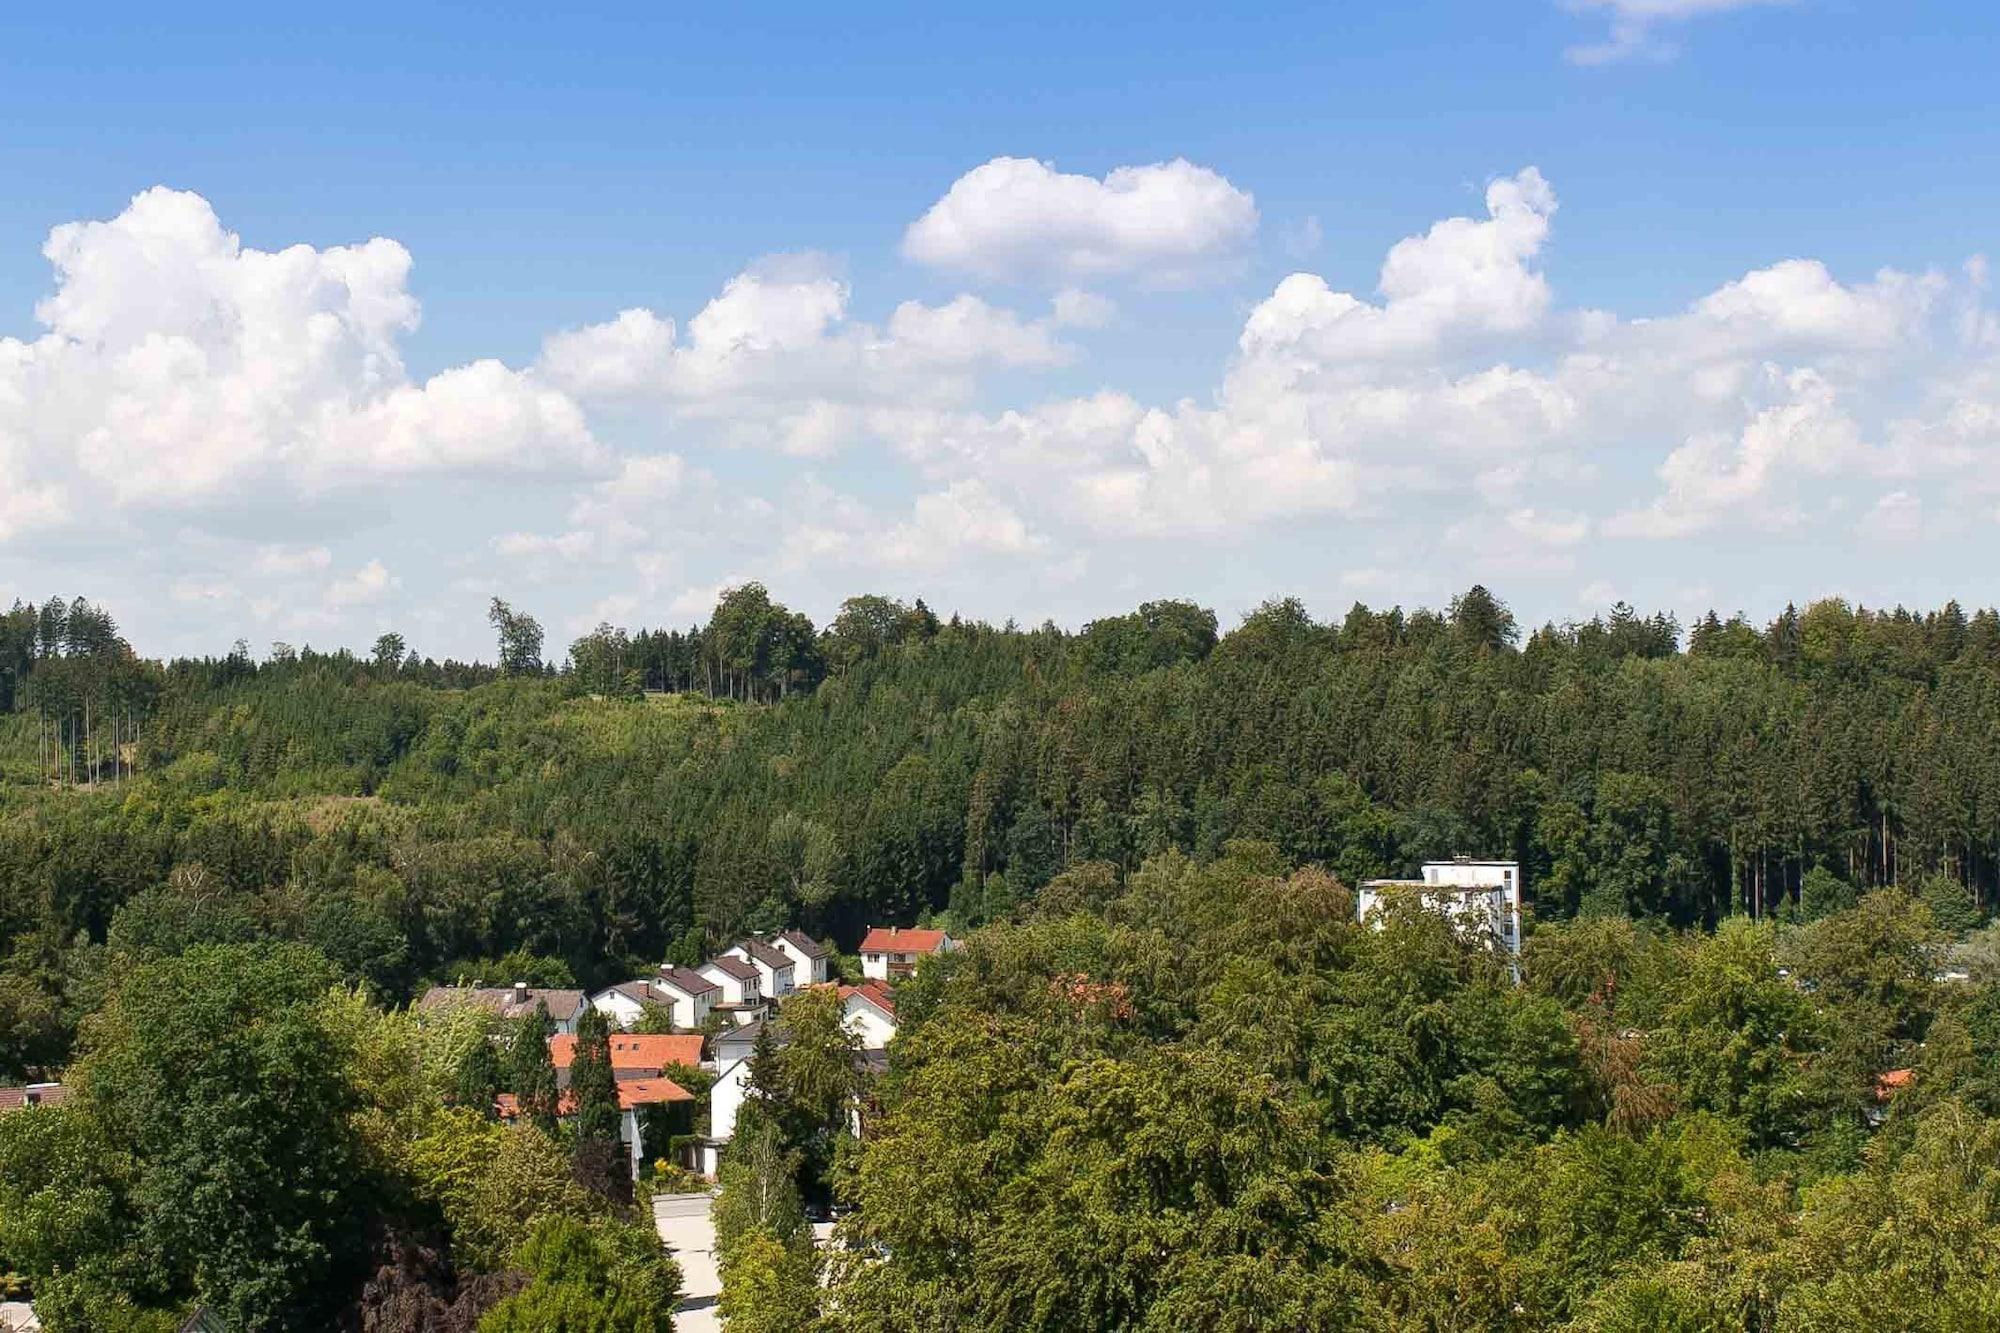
[570,1003,621,1151]
[20,587,2000,1325]
[742,987,860,1203]
[1917,872,1983,934]
[477,1214,681,1333]
[719,1229,820,1333]
[72,942,367,1330]
[1646,919,1821,1150]
[1797,865,1858,921]
[508,1002,559,1137]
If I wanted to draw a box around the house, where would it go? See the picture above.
[497,1075,694,1179]
[834,980,897,1050]
[859,926,954,981]
[772,930,831,985]
[1867,1067,1915,1128]
[0,1082,68,1112]
[549,1031,706,1076]
[698,998,892,1178]
[556,1030,706,1174]
[698,954,765,1008]
[416,982,588,1035]
[648,966,720,1030]
[0,1300,40,1331]
[700,1016,766,1177]
[1359,859,1523,959]
[724,938,797,998]
[587,978,676,1031]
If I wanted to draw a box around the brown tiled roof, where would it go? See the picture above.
[777,929,829,959]
[734,938,793,972]
[602,979,691,1009]
[860,926,949,954]
[702,955,760,983]
[654,966,720,997]
[549,1033,705,1072]
[417,985,586,1023]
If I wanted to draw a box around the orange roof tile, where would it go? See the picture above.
[859,926,948,954]
[839,980,898,1017]
[548,1032,704,1072]
[495,1075,692,1120]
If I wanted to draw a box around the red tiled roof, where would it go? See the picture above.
[548,1033,704,1072]
[615,1078,694,1108]
[860,926,949,954]
[0,1083,66,1111]
[1875,1068,1915,1101]
[839,980,898,1017]
[495,1075,692,1121]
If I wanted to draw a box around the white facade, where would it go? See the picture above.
[859,931,954,981]
[588,983,651,1031]
[725,941,797,998]
[773,933,830,985]
[1359,859,1522,957]
[709,1027,760,1143]
[841,991,898,1050]
[651,971,716,1029]
[698,959,764,1006]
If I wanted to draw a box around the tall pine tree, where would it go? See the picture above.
[510,1001,559,1137]
[571,1003,621,1149]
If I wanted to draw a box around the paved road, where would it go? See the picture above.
[654,1192,721,1332]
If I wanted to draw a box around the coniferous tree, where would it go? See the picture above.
[456,1030,504,1116]
[571,1003,621,1149]
[509,1002,559,1137]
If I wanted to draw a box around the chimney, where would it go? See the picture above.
[512,981,528,1006]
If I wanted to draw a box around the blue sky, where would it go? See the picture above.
[4,1,2000,660]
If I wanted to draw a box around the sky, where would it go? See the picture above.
[4,0,2000,662]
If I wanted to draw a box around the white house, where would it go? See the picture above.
[859,926,954,981]
[698,954,764,1007]
[772,930,831,985]
[725,938,797,998]
[835,981,898,1050]
[649,966,720,1030]
[587,979,672,1031]
[1359,859,1523,958]
[707,1017,763,1153]
[417,982,588,1035]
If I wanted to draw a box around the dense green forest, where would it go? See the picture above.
[7,583,2000,1329]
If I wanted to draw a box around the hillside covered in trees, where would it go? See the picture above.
[7,583,2000,1329]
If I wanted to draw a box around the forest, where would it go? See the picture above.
[5,583,2000,1330]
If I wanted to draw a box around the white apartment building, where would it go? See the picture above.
[1359,859,1522,957]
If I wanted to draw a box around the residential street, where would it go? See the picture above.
[654,1192,721,1332]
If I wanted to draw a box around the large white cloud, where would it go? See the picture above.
[865,167,2000,565]
[536,255,1069,458]
[902,156,1257,285]
[12,166,2000,662]
[0,186,601,524]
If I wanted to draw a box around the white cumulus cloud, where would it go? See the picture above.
[0,187,602,531]
[902,156,1257,285]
